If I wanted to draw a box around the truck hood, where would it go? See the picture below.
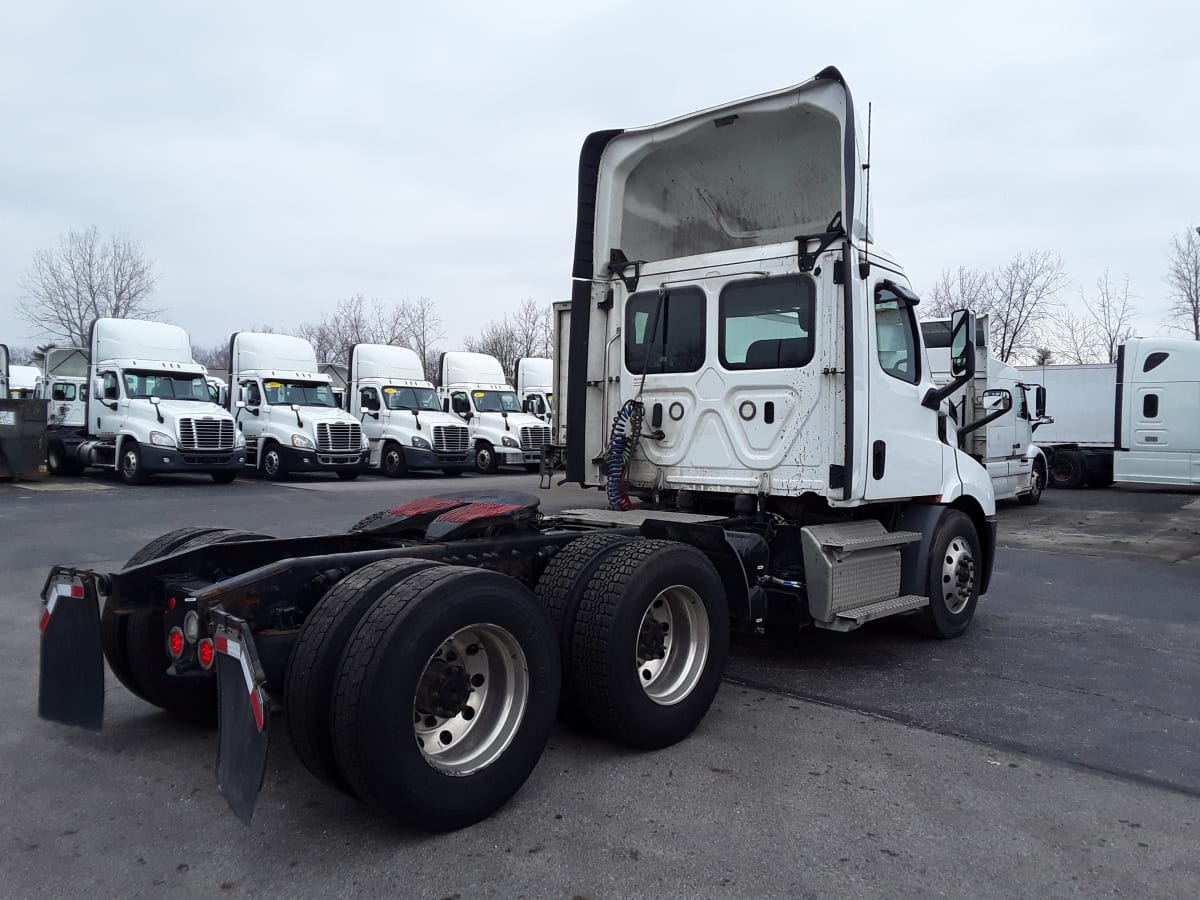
[144,400,234,422]
[473,411,547,432]
[585,66,866,276]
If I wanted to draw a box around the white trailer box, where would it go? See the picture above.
[347,344,472,476]
[1016,364,1117,446]
[437,351,551,473]
[229,332,368,480]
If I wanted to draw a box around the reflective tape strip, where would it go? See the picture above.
[40,582,85,633]
[215,631,259,721]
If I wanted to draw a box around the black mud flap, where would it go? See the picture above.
[38,569,104,731]
[212,611,270,825]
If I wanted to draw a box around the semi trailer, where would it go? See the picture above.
[227,332,368,480]
[44,319,244,483]
[437,351,552,473]
[38,67,997,834]
[922,316,1048,505]
[345,343,473,476]
[1018,337,1200,488]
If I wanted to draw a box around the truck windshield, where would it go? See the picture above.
[262,380,337,408]
[123,371,210,401]
[473,390,521,413]
[383,386,441,411]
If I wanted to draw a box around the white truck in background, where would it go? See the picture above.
[346,343,472,477]
[45,319,244,483]
[35,347,89,428]
[922,317,1049,505]
[0,344,8,397]
[437,351,551,473]
[320,363,349,409]
[228,332,368,481]
[8,365,38,399]
[1019,338,1200,488]
[514,357,553,421]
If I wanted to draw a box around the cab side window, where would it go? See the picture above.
[101,371,120,400]
[874,287,920,385]
[361,387,379,410]
[450,391,471,415]
[242,381,261,406]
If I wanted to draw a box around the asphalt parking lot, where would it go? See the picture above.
[1,471,1197,899]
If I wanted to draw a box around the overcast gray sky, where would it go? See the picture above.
[2,0,1197,355]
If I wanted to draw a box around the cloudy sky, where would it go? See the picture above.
[2,0,1197,356]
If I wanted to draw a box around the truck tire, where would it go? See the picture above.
[285,557,444,790]
[914,510,981,639]
[121,529,272,726]
[1050,450,1086,489]
[336,470,360,481]
[261,442,288,480]
[1017,458,1046,506]
[534,533,637,726]
[570,540,729,750]
[101,526,229,701]
[119,441,148,485]
[331,566,559,831]
[474,442,498,475]
[47,441,81,476]
[381,442,407,478]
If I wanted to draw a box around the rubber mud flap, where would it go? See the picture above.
[38,572,104,731]
[214,618,270,824]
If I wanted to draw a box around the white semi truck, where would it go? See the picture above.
[320,363,349,409]
[0,344,8,397]
[45,319,244,483]
[514,357,553,421]
[35,347,89,428]
[346,343,473,476]
[922,317,1048,505]
[227,332,368,480]
[1019,337,1200,488]
[437,351,552,473]
[39,68,998,835]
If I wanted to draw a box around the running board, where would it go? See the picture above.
[816,594,929,631]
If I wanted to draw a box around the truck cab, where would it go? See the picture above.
[922,316,1049,505]
[347,343,472,476]
[35,347,89,429]
[514,357,554,422]
[45,319,245,483]
[228,332,369,481]
[1113,337,1200,486]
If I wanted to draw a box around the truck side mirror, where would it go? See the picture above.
[949,309,976,379]
[1035,385,1046,418]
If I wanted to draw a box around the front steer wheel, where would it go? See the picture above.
[331,566,560,831]
[474,442,498,475]
[914,510,981,639]
[119,441,148,485]
[570,540,729,750]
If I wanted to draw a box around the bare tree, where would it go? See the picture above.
[1165,226,1200,339]
[5,345,38,366]
[192,343,230,372]
[18,227,161,346]
[395,296,445,376]
[1046,303,1100,364]
[296,294,408,366]
[464,299,553,378]
[1032,347,1054,365]
[988,252,1067,363]
[1079,271,1136,362]
[925,266,992,318]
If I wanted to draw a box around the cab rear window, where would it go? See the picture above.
[625,288,706,374]
[720,276,815,369]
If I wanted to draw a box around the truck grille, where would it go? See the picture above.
[178,417,236,451]
[520,425,551,451]
[316,421,362,452]
[433,425,470,453]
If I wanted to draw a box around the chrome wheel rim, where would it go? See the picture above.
[263,451,279,476]
[121,450,137,478]
[477,448,492,471]
[413,623,528,775]
[634,585,710,706]
[384,449,402,475]
[941,537,976,615]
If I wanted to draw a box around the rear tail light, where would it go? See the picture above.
[167,627,184,659]
[197,638,215,670]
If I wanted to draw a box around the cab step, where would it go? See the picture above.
[816,594,929,631]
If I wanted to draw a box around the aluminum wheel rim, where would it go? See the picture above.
[634,585,710,706]
[412,623,528,776]
[477,448,492,470]
[941,538,976,615]
[121,449,137,478]
[263,451,280,475]
[385,448,402,474]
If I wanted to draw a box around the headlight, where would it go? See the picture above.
[291,434,314,449]
[411,436,431,450]
[149,431,176,447]
[235,430,246,447]
[501,435,520,448]
[361,433,370,449]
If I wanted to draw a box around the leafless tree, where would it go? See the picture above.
[396,297,445,377]
[1164,226,1200,339]
[18,227,161,346]
[1032,347,1054,365]
[192,343,231,372]
[296,295,407,366]
[5,345,38,366]
[988,252,1067,363]
[1045,303,1100,364]
[1077,271,1136,362]
[464,298,553,378]
[925,266,992,318]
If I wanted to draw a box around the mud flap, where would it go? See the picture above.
[38,570,104,731]
[212,611,270,824]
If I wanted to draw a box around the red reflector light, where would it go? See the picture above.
[168,627,184,658]
[168,597,177,611]
[197,638,215,669]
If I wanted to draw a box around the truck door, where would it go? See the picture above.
[359,386,384,450]
[863,280,944,500]
[95,370,121,437]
